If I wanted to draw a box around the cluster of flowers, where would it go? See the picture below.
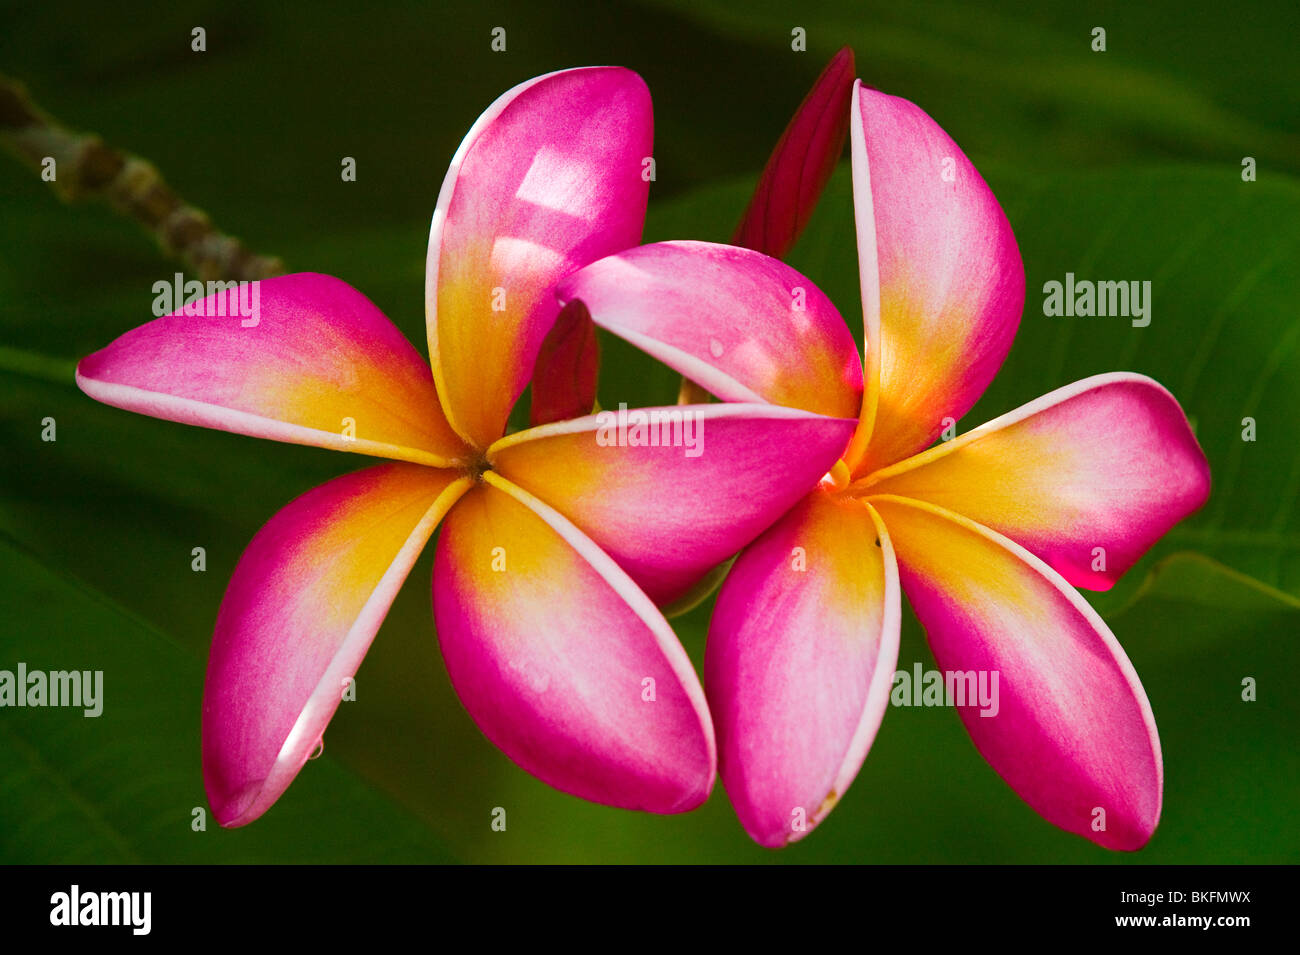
[77,50,1208,850]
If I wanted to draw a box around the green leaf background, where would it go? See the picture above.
[1,0,1296,862]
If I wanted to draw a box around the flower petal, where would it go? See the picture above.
[426,66,652,449]
[488,403,858,605]
[732,46,856,259]
[432,473,715,812]
[76,272,469,467]
[203,463,471,827]
[869,494,1162,850]
[846,82,1024,473]
[858,374,1210,590]
[528,299,600,427]
[705,491,900,847]
[557,241,863,419]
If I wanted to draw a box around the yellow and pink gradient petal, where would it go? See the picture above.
[203,463,471,827]
[705,492,900,847]
[433,474,715,812]
[425,66,653,450]
[845,82,1025,474]
[489,402,858,605]
[77,273,470,467]
[870,495,1163,851]
[557,240,864,420]
[856,373,1211,590]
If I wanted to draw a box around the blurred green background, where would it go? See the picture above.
[2,0,1297,863]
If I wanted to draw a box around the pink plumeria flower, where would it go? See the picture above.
[559,80,1211,849]
[75,67,855,826]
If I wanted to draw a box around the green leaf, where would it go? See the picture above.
[0,534,457,862]
[637,0,1300,177]
[1111,551,1300,616]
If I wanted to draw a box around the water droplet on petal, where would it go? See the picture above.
[309,738,325,760]
[708,338,724,358]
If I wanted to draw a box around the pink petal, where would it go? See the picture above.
[426,67,652,449]
[488,403,858,605]
[869,495,1163,850]
[859,373,1210,590]
[557,241,863,419]
[203,463,471,827]
[528,299,600,427]
[706,490,900,847]
[432,474,715,812]
[732,46,856,258]
[76,272,469,467]
[846,82,1025,473]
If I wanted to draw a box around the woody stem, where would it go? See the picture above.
[0,73,284,282]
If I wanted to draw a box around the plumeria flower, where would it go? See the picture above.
[558,79,1210,849]
[74,67,855,826]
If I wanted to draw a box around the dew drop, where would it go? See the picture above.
[708,338,724,358]
[309,738,325,760]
